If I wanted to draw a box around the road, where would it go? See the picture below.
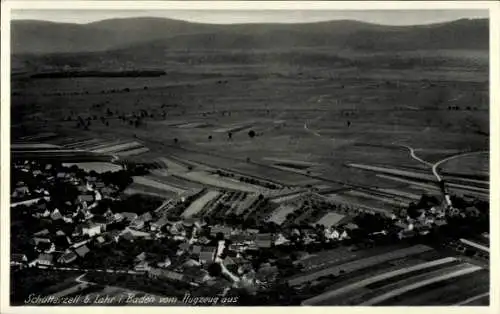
[431,151,488,182]
[394,141,487,184]
[397,144,433,167]
[75,273,96,285]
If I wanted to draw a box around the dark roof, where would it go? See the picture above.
[121,231,135,241]
[75,245,90,257]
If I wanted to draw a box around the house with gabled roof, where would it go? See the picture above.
[199,246,217,264]
[75,245,90,258]
[210,225,233,238]
[58,252,78,264]
[33,253,54,266]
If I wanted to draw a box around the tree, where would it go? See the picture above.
[228,132,232,140]
[174,138,178,144]
[208,135,213,141]
[248,130,256,138]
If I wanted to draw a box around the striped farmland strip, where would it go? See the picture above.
[346,190,410,207]
[360,264,482,305]
[378,188,422,201]
[84,140,123,151]
[132,176,186,195]
[459,238,489,253]
[302,257,457,305]
[181,190,221,218]
[64,138,103,149]
[93,142,143,154]
[288,245,432,287]
[116,147,150,157]
[348,163,435,181]
[376,174,441,191]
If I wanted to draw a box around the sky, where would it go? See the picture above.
[11,9,488,26]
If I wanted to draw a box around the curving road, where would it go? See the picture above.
[431,151,489,182]
[396,144,433,167]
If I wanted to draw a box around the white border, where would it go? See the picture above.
[1,2,499,314]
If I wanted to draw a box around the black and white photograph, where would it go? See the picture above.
[1,1,497,309]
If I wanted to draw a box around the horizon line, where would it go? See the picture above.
[10,16,488,27]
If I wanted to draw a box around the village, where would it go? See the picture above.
[10,151,489,305]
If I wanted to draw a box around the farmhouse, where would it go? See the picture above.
[75,245,90,258]
[82,222,105,237]
[135,261,150,272]
[34,253,54,266]
[210,225,233,238]
[255,233,274,248]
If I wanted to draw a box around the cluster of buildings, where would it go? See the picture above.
[11,158,487,302]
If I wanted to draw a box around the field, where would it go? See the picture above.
[12,47,489,198]
[297,245,489,306]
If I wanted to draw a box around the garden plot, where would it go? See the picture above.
[181,190,221,218]
[232,193,260,216]
[267,204,299,225]
[314,212,346,228]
